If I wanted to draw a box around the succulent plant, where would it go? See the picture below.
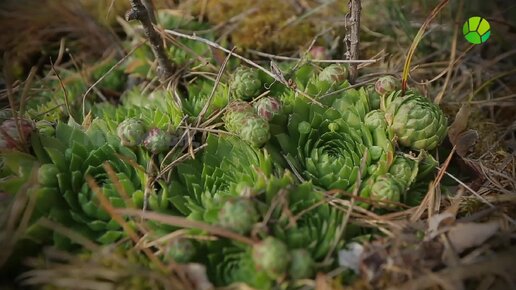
[388,155,418,191]
[364,110,388,130]
[143,128,172,154]
[271,89,375,191]
[252,237,290,279]
[375,76,398,96]
[319,64,348,84]
[35,120,55,136]
[116,118,146,147]
[223,101,256,133]
[218,198,259,234]
[165,238,197,264]
[169,134,273,223]
[289,249,314,279]
[370,174,403,207]
[230,67,262,100]
[239,116,270,147]
[385,91,448,150]
[253,97,282,121]
[31,122,142,246]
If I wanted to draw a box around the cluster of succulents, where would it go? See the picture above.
[0,14,450,288]
[117,118,172,154]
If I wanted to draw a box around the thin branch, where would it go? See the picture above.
[247,49,378,64]
[344,0,362,83]
[126,0,175,82]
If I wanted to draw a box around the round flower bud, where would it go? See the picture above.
[218,198,259,234]
[375,76,398,96]
[386,92,448,150]
[364,110,387,130]
[239,116,270,147]
[165,238,196,264]
[223,101,256,134]
[370,174,403,207]
[231,67,262,100]
[289,249,314,279]
[117,118,146,147]
[252,237,290,279]
[253,97,282,121]
[38,164,59,187]
[143,128,172,154]
[318,64,348,83]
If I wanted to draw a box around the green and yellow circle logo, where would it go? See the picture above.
[463,16,491,44]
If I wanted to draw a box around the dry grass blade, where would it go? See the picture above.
[81,42,143,118]
[401,0,449,92]
[411,147,455,222]
[117,208,256,246]
[85,175,168,273]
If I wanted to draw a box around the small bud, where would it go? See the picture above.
[231,67,262,100]
[219,198,259,234]
[253,237,290,279]
[165,238,196,264]
[289,249,314,279]
[117,118,146,147]
[253,97,282,121]
[374,76,398,96]
[319,64,348,83]
[143,128,172,154]
[309,46,328,60]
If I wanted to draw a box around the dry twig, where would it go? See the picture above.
[125,0,175,82]
[344,0,362,83]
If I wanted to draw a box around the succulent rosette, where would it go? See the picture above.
[239,116,271,147]
[369,173,403,207]
[218,197,259,234]
[270,86,389,191]
[289,249,314,279]
[375,75,398,96]
[230,67,263,100]
[318,64,348,84]
[169,134,273,223]
[385,90,448,150]
[165,238,197,264]
[117,118,146,147]
[144,128,172,154]
[252,237,290,279]
[31,121,143,246]
[253,97,282,121]
[223,101,256,133]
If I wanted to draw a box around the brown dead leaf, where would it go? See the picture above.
[448,104,470,144]
[446,221,499,254]
[455,130,479,157]
[427,211,456,240]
